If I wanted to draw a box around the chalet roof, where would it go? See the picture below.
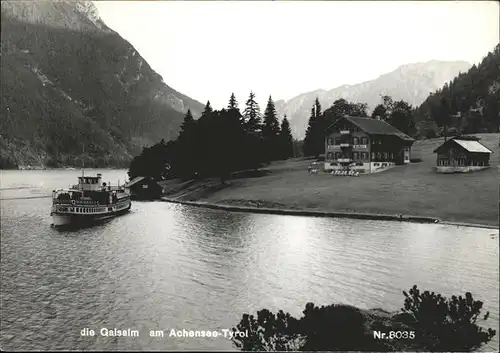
[453,139,493,153]
[433,138,493,154]
[326,116,415,141]
[124,176,145,188]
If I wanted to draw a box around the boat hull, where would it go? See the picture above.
[51,205,131,228]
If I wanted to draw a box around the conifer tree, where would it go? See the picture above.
[179,109,195,137]
[243,91,262,133]
[227,93,245,126]
[279,115,294,160]
[303,97,325,158]
[228,93,239,111]
[262,95,281,161]
[303,105,318,157]
[262,96,280,137]
[202,100,213,117]
[314,97,322,119]
[176,109,198,176]
[314,97,326,154]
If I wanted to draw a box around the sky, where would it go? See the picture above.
[93,1,499,110]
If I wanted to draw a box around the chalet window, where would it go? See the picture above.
[353,152,359,160]
[353,137,359,145]
[334,138,340,145]
[335,152,341,159]
[362,137,368,145]
[371,152,376,160]
[328,138,334,145]
[327,152,333,159]
[377,152,382,160]
[383,152,388,160]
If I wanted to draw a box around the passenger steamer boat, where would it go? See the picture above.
[50,173,131,227]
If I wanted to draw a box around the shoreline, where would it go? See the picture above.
[161,197,498,230]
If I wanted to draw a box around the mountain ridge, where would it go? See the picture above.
[276,60,472,139]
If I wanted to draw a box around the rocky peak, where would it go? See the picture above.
[1,0,112,33]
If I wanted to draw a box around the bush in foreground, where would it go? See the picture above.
[231,285,496,351]
[401,285,496,351]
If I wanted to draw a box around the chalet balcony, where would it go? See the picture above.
[340,130,350,135]
[337,158,352,163]
[340,143,351,147]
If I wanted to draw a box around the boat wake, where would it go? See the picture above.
[0,186,34,191]
[0,195,52,201]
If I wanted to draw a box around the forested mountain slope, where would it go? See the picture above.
[0,0,204,169]
[415,44,500,136]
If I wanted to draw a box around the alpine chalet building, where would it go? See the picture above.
[324,116,414,174]
[433,136,493,173]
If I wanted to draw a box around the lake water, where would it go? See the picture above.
[1,169,499,351]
